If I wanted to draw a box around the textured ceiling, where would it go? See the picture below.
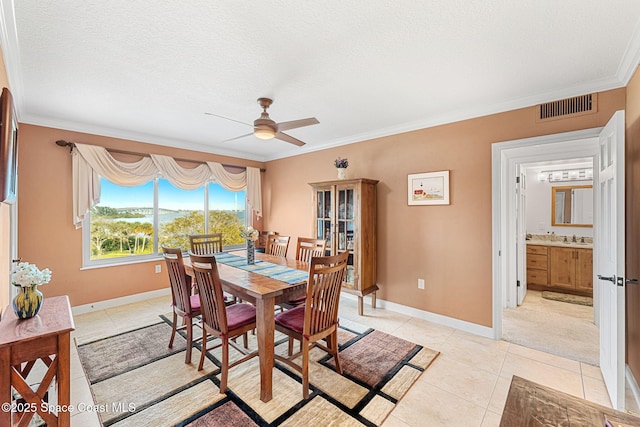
[2,1,640,161]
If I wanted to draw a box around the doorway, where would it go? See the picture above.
[503,157,598,365]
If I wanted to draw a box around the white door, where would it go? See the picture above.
[516,169,527,305]
[596,110,625,410]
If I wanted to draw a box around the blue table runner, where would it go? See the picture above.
[214,252,308,285]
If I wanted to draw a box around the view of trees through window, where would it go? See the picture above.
[88,178,246,261]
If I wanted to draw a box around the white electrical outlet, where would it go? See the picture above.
[418,278,425,289]
[155,264,161,273]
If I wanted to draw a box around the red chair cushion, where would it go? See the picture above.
[275,305,305,333]
[189,294,201,311]
[226,303,257,330]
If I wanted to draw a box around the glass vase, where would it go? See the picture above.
[247,239,255,265]
[12,285,44,319]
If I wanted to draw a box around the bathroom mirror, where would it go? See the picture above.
[551,185,593,227]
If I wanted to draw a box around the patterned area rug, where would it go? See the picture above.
[77,317,439,426]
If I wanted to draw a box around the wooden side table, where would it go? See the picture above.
[0,296,75,426]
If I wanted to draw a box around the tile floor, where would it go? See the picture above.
[64,294,618,426]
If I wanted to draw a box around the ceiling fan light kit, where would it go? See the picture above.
[206,97,319,146]
[254,124,276,140]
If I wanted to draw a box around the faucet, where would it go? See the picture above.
[563,235,568,243]
[572,235,577,243]
[580,236,585,244]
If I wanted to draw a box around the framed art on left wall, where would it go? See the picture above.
[0,87,18,204]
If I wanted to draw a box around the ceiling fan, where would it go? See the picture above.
[205,98,319,146]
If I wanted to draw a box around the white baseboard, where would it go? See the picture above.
[340,292,494,339]
[626,364,640,414]
[71,288,171,315]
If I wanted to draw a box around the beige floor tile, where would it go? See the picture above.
[438,333,508,375]
[581,362,603,379]
[390,317,456,349]
[71,407,102,427]
[391,381,486,427]
[480,410,502,427]
[500,353,584,398]
[487,375,514,415]
[422,355,499,407]
[381,413,412,426]
[583,375,612,408]
[508,342,581,373]
[71,375,95,409]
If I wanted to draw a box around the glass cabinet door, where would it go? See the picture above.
[337,187,356,286]
[316,189,333,254]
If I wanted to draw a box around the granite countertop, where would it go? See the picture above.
[526,239,593,249]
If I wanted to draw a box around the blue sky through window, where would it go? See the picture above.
[98,179,245,211]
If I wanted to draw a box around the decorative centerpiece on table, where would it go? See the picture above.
[11,262,52,319]
[334,157,349,180]
[241,226,259,265]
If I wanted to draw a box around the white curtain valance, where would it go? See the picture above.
[71,142,262,228]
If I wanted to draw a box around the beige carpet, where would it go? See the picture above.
[77,317,439,426]
[502,291,598,366]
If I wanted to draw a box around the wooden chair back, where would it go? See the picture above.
[162,247,192,315]
[188,253,229,335]
[266,234,290,257]
[295,237,326,262]
[304,251,349,336]
[189,233,223,255]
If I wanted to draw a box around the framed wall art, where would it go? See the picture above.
[408,170,449,205]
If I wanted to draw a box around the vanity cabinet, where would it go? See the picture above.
[549,247,593,294]
[526,244,592,297]
[526,245,549,286]
[310,178,379,316]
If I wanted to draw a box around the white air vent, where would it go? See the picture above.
[537,94,597,122]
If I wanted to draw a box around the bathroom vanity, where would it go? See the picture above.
[526,240,593,297]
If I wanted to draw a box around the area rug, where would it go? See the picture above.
[542,291,593,306]
[77,317,439,426]
[499,376,640,426]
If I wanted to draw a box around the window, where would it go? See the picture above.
[84,178,246,267]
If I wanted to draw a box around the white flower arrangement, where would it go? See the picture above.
[11,262,52,288]
[240,226,259,242]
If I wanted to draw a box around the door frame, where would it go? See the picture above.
[491,128,600,338]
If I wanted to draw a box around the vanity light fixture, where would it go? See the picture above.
[537,168,593,182]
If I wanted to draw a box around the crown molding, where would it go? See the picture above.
[617,17,640,85]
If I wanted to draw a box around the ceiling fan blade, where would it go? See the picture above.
[276,117,319,132]
[219,132,253,143]
[204,112,252,127]
[275,131,306,147]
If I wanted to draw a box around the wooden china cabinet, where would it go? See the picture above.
[309,178,379,315]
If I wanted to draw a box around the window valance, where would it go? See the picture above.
[71,143,262,228]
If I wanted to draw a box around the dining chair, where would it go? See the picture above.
[278,237,328,311]
[266,234,290,257]
[256,231,276,253]
[296,237,326,262]
[162,247,202,364]
[274,251,349,399]
[189,233,223,255]
[189,253,258,393]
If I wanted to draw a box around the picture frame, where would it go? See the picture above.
[408,170,450,205]
[0,87,18,205]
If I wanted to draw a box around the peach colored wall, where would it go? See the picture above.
[0,46,11,312]
[263,88,626,327]
[625,67,640,379]
[17,124,265,307]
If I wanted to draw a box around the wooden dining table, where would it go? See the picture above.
[183,250,309,402]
